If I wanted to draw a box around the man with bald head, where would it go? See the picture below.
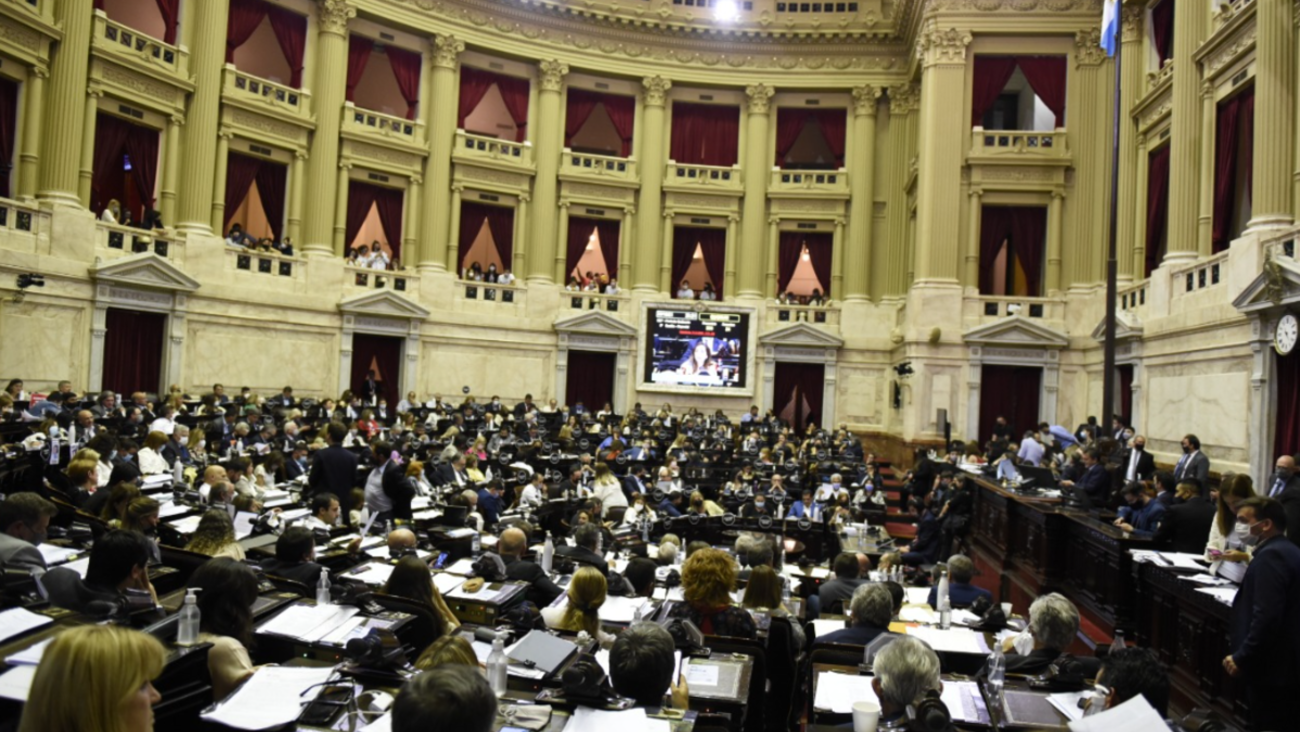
[388,528,418,557]
[198,465,228,502]
[70,409,97,447]
[498,526,562,606]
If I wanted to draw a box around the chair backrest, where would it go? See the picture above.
[764,616,801,732]
[157,545,213,586]
[704,635,767,732]
[372,591,442,659]
[606,505,629,525]
[264,573,313,598]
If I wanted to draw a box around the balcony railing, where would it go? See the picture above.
[0,198,46,238]
[92,11,190,80]
[227,246,299,278]
[971,295,1062,324]
[454,130,533,169]
[561,150,638,183]
[767,303,841,327]
[1171,252,1229,297]
[665,162,743,192]
[562,291,627,314]
[346,265,416,293]
[1119,281,1148,312]
[1146,59,1174,93]
[222,65,312,121]
[769,168,849,196]
[343,103,424,146]
[969,129,1069,162]
[96,221,176,260]
[460,281,524,305]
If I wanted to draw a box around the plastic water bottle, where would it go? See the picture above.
[781,576,792,608]
[937,570,952,630]
[173,459,184,487]
[316,570,332,605]
[471,531,481,554]
[1112,629,1126,651]
[541,534,555,574]
[987,641,1006,709]
[487,631,508,697]
[177,588,201,646]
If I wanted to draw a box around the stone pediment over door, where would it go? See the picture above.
[758,322,846,349]
[554,311,639,338]
[963,316,1069,349]
[1233,257,1300,314]
[90,252,200,292]
[1090,311,1144,343]
[338,290,431,320]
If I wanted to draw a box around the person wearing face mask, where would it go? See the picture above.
[1122,434,1156,483]
[1264,455,1300,548]
[0,492,58,572]
[1173,434,1211,494]
[1113,481,1167,535]
[1153,481,1217,554]
[1223,497,1300,732]
[741,493,770,518]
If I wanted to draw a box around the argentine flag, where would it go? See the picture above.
[1100,0,1119,56]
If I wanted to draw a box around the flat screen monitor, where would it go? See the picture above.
[643,308,749,391]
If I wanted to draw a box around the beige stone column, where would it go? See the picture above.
[845,85,880,301]
[334,162,351,252]
[1070,29,1111,288]
[447,184,464,274]
[913,25,972,284]
[1248,0,1295,232]
[619,206,634,286]
[159,114,182,226]
[209,130,231,232]
[513,193,530,276]
[17,66,46,200]
[1115,8,1145,283]
[634,77,671,293]
[659,209,675,292]
[738,83,774,298]
[726,213,740,295]
[38,0,93,206]
[286,150,307,243]
[403,177,421,266]
[766,217,780,295]
[878,85,918,300]
[173,0,230,231]
[526,59,568,284]
[966,188,982,288]
[1133,134,1149,276]
[554,200,571,282]
[831,217,846,298]
[1046,190,1065,293]
[422,35,464,272]
[1165,1,1208,263]
[77,88,100,207]
[301,0,355,255]
[1197,82,1216,257]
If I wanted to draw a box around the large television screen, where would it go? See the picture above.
[644,309,749,389]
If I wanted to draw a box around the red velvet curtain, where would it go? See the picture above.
[813,109,847,166]
[345,180,381,249]
[385,47,422,120]
[978,365,1041,444]
[670,102,739,167]
[565,351,616,417]
[457,67,496,130]
[774,362,825,431]
[776,232,804,294]
[0,77,18,199]
[103,308,165,397]
[1145,146,1171,277]
[484,204,515,267]
[594,219,621,278]
[1212,94,1243,253]
[698,227,727,297]
[671,227,702,294]
[345,36,374,103]
[1010,207,1047,297]
[774,109,809,164]
[254,161,287,240]
[1275,350,1300,460]
[496,75,530,143]
[1152,0,1175,62]
[373,185,404,261]
[225,0,267,63]
[92,113,133,214]
[603,94,635,157]
[223,152,262,230]
[458,201,488,273]
[1017,56,1067,128]
[123,124,159,209]
[971,56,1019,126]
[564,217,595,281]
[804,232,833,297]
[564,89,601,146]
[978,206,1015,294]
[155,0,180,45]
[266,5,307,88]
[350,334,402,408]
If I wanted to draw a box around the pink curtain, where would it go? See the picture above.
[484,204,515,267]
[223,152,262,230]
[495,75,530,143]
[970,56,1019,126]
[123,124,159,209]
[155,0,179,45]
[671,227,702,294]
[1152,0,1175,62]
[670,102,739,167]
[345,180,380,249]
[92,113,133,211]
[1010,207,1047,297]
[254,161,286,240]
[603,94,635,157]
[1145,146,1171,277]
[373,185,404,261]
[978,206,1015,294]
[774,109,809,164]
[565,217,595,281]
[266,6,307,88]
[345,36,373,103]
[457,67,496,130]
[225,0,267,63]
[594,219,621,278]
[386,46,422,120]
[564,89,601,146]
[812,109,847,166]
[0,78,16,198]
[1212,95,1242,252]
[776,232,803,293]
[1017,56,1068,128]
[804,232,833,296]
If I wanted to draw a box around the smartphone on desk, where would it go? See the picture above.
[433,552,449,569]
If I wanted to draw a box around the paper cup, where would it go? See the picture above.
[852,700,882,732]
[1001,602,1013,617]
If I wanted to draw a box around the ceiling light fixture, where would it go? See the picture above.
[713,0,740,22]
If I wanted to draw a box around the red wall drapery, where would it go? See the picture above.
[565,351,616,415]
[458,201,515,272]
[671,227,700,295]
[0,77,18,199]
[978,365,1041,444]
[564,89,601,147]
[266,5,307,88]
[456,68,528,141]
[977,206,1014,294]
[103,308,165,398]
[979,206,1046,296]
[225,0,266,63]
[777,232,803,294]
[385,47,422,120]
[564,217,595,281]
[1275,350,1300,460]
[123,122,159,210]
[93,114,158,218]
[805,232,833,296]
[345,36,374,103]
[669,226,727,297]
[345,181,405,260]
[1117,364,1134,428]
[776,232,833,296]
[971,56,1019,126]
[1016,56,1067,129]
[670,102,740,167]
[155,0,180,45]
[593,219,621,278]
[223,152,262,231]
[813,109,847,166]
[602,94,635,157]
[1212,89,1255,253]
[774,109,809,163]
[254,160,287,240]
[495,75,530,143]
[457,67,496,130]
[774,362,825,432]
[350,333,402,408]
[1152,0,1175,63]
[1145,145,1171,277]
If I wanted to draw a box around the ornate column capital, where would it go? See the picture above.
[1136,133,1146,148]
[295,149,310,161]
[834,217,847,228]
[539,60,570,92]
[217,127,234,141]
[727,213,741,223]
[969,187,983,198]
[1121,6,1145,43]
[917,24,972,68]
[32,66,49,80]
[852,85,883,117]
[338,160,353,171]
[518,192,531,203]
[745,84,775,114]
[888,83,920,115]
[451,183,465,193]
[663,209,676,219]
[642,76,673,106]
[768,216,781,225]
[410,174,423,185]
[169,113,186,127]
[1201,80,1215,99]
[86,85,104,99]
[317,0,355,35]
[558,199,571,209]
[1074,28,1106,67]
[1051,189,1066,201]
[623,205,636,215]
[432,35,465,70]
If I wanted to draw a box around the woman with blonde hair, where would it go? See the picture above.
[20,625,166,732]
[665,548,755,638]
[101,199,122,224]
[185,509,246,560]
[541,566,615,644]
[137,431,170,475]
[99,482,142,527]
[1205,473,1257,564]
[414,634,481,670]
[465,453,486,484]
[591,462,628,517]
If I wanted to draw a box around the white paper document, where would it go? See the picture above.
[342,562,397,586]
[561,706,666,732]
[0,607,53,644]
[36,544,80,565]
[361,712,393,732]
[432,572,464,595]
[0,665,37,702]
[444,557,477,576]
[168,514,203,534]
[685,662,720,687]
[5,637,53,666]
[256,603,361,643]
[904,587,932,605]
[906,626,989,654]
[812,619,847,638]
[940,679,989,724]
[1067,693,1167,732]
[1047,690,1090,722]
[60,556,91,578]
[158,500,191,518]
[813,671,878,714]
[1196,586,1238,606]
[200,665,338,730]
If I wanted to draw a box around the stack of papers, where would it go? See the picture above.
[342,562,398,586]
[941,680,990,724]
[906,626,989,654]
[1067,693,1167,731]
[158,500,191,518]
[0,608,53,644]
[904,587,932,605]
[447,582,509,602]
[561,706,670,732]
[256,603,361,643]
[443,558,477,576]
[548,595,651,624]
[36,545,81,566]
[432,572,464,594]
[167,515,203,534]
[0,666,36,702]
[813,671,877,714]
[5,638,52,666]
[1196,586,1238,606]
[200,666,338,730]
[811,619,847,638]
[1047,690,1091,722]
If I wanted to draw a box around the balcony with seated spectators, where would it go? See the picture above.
[96,220,181,264]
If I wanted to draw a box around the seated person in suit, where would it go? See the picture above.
[46,529,158,614]
[1094,647,1170,718]
[476,480,504,526]
[665,548,756,639]
[818,552,868,616]
[1059,446,1108,505]
[1114,480,1167,535]
[788,488,820,520]
[540,566,615,645]
[871,636,944,728]
[927,554,992,609]
[393,665,497,732]
[556,523,609,576]
[189,558,262,701]
[302,492,343,532]
[624,556,659,598]
[1155,480,1217,553]
[0,492,57,573]
[608,622,690,711]
[259,526,326,587]
[1003,592,1101,677]
[814,582,894,648]
[499,527,563,607]
[898,487,943,567]
[658,489,684,517]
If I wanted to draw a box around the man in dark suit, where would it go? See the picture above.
[161,425,192,466]
[308,422,359,505]
[434,454,469,489]
[0,493,57,573]
[1264,456,1300,548]
[1120,435,1156,483]
[1173,434,1211,493]
[285,442,308,481]
[275,386,296,409]
[818,553,867,615]
[927,554,993,609]
[259,527,327,587]
[814,583,893,648]
[1153,481,1217,554]
[360,370,379,406]
[476,481,504,526]
[1224,497,1300,732]
[1059,447,1109,506]
[513,394,537,419]
[499,527,562,607]
[556,523,608,576]
[1004,593,1102,678]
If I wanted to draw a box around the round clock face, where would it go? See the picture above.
[1277,314,1299,356]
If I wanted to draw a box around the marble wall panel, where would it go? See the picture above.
[184,319,339,398]
[0,300,89,390]
[1145,369,1250,466]
[420,342,554,403]
[837,365,885,429]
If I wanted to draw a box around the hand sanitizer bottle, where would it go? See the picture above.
[937,569,952,630]
[487,631,509,697]
[316,570,332,605]
[177,588,201,646]
[541,533,555,574]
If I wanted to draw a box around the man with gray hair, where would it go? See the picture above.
[814,582,894,647]
[927,554,992,609]
[872,636,943,723]
[1004,592,1101,677]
